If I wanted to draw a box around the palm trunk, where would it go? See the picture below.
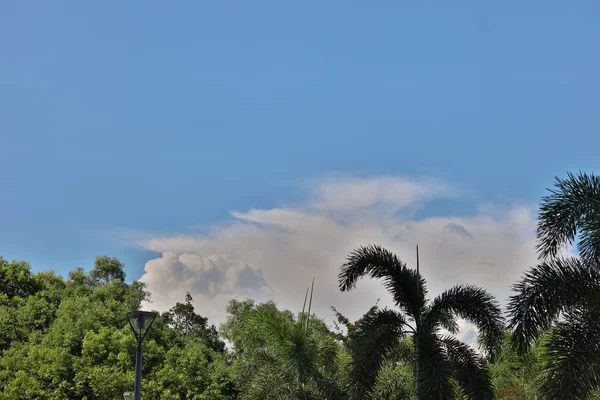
[415,245,422,400]
[415,331,422,400]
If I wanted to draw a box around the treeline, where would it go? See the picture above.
[0,255,544,399]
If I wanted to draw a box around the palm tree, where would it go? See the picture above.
[508,172,600,399]
[339,245,504,400]
[234,285,347,399]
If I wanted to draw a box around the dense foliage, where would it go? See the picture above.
[0,256,233,400]
[0,255,579,400]
[1,254,535,400]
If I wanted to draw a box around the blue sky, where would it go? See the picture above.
[2,0,600,299]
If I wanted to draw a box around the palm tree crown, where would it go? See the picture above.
[339,245,504,400]
[508,172,600,399]
[536,172,600,263]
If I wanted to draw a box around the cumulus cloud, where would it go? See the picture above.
[137,176,539,344]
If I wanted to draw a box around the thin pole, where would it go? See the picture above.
[134,335,143,400]
[306,277,315,329]
[416,245,420,297]
[415,244,421,399]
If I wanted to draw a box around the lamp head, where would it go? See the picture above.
[126,310,157,340]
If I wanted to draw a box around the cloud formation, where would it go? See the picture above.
[137,176,539,343]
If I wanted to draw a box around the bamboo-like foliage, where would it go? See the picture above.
[235,280,346,400]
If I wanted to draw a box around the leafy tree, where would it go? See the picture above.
[369,356,415,400]
[144,338,234,400]
[339,245,504,400]
[488,331,542,399]
[0,258,39,299]
[89,255,126,284]
[74,326,133,399]
[162,292,225,353]
[330,305,361,345]
[222,297,347,399]
[220,298,264,356]
[508,172,600,399]
[0,263,64,352]
[0,256,234,400]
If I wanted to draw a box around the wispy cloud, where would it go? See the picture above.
[137,176,538,344]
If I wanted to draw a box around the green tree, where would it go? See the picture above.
[0,256,234,400]
[144,339,234,400]
[223,298,346,399]
[508,172,600,399]
[339,245,504,400]
[489,331,542,399]
[73,326,134,399]
[220,298,262,356]
[0,258,39,299]
[162,292,225,353]
[89,255,126,284]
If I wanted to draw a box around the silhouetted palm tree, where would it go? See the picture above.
[508,172,600,399]
[339,245,504,399]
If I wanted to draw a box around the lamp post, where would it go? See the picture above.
[127,310,157,400]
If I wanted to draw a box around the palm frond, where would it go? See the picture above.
[339,245,427,319]
[310,325,340,373]
[236,345,297,399]
[507,257,600,354]
[425,285,504,358]
[245,303,292,344]
[240,367,294,400]
[282,326,318,384]
[313,370,348,400]
[537,172,600,262]
[579,211,600,264]
[441,336,494,400]
[417,333,455,400]
[347,307,409,397]
[237,316,344,399]
[369,360,415,400]
[387,336,416,365]
[235,346,284,388]
[539,307,600,400]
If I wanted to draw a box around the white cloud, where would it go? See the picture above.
[309,176,452,212]
[137,176,539,344]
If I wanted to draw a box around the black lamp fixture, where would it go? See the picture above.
[126,310,157,400]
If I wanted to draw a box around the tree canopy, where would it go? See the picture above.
[0,256,233,400]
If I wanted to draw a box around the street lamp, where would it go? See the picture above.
[127,310,157,400]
